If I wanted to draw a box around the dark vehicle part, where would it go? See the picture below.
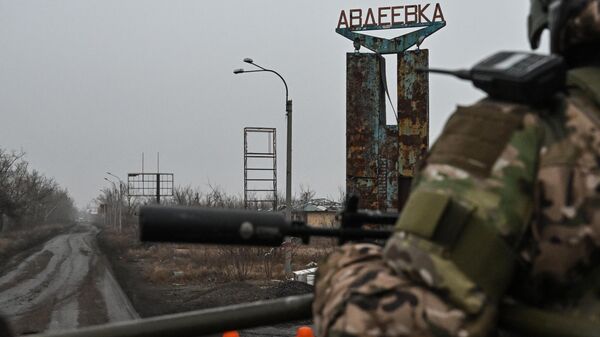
[26,294,600,337]
[28,295,312,337]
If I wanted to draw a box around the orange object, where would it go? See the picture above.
[223,331,240,337]
[296,326,315,337]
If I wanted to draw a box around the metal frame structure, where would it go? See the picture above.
[234,59,292,219]
[243,127,277,210]
[127,173,174,204]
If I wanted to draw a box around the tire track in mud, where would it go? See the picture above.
[0,223,138,335]
[0,251,53,294]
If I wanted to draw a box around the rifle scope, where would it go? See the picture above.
[139,205,393,246]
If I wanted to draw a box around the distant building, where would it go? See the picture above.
[291,198,341,228]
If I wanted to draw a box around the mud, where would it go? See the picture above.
[0,223,138,335]
[100,233,314,337]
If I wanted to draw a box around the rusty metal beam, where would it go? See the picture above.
[382,125,399,210]
[346,53,384,210]
[346,53,399,211]
[397,49,429,210]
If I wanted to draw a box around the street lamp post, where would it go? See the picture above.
[234,58,293,220]
[234,58,294,276]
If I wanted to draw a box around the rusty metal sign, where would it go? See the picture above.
[341,4,441,211]
[346,53,399,211]
[336,4,446,54]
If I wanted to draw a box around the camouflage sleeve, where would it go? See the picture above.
[313,243,483,337]
[515,90,600,307]
[314,100,545,337]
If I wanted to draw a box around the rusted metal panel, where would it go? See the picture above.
[397,49,429,209]
[346,53,383,210]
[336,21,446,54]
[383,125,399,210]
[346,53,399,211]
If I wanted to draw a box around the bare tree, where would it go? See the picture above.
[0,148,75,231]
[172,185,202,206]
[297,184,316,207]
[337,185,346,206]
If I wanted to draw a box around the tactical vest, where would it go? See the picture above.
[390,67,600,337]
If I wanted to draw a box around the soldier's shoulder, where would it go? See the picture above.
[424,98,546,180]
[456,98,545,121]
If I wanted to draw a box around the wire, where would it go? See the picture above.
[378,54,398,122]
[385,83,398,122]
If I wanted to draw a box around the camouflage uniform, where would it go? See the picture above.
[314,2,600,336]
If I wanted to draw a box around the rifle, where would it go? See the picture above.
[31,200,600,337]
[139,201,600,337]
[30,197,398,337]
[140,196,396,246]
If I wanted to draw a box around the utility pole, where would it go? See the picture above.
[234,58,294,275]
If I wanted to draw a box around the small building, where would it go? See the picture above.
[291,198,342,228]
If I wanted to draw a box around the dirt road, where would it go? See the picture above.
[0,223,139,335]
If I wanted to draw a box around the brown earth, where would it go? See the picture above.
[97,224,321,336]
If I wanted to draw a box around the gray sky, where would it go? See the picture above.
[0,1,548,208]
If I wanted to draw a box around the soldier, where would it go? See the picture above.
[314,1,600,336]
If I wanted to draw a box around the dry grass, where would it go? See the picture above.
[0,223,70,260]
[99,223,334,286]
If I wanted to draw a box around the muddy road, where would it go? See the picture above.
[0,223,138,335]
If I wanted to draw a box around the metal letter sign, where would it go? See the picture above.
[341,3,445,211]
[336,4,446,54]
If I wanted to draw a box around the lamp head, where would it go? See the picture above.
[243,58,254,64]
[233,68,245,74]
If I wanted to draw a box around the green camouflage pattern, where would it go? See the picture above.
[383,101,542,312]
[383,233,487,315]
[314,68,600,336]
[314,101,542,337]
[313,243,476,337]
[516,83,600,310]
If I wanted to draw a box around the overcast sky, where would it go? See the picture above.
[0,1,549,208]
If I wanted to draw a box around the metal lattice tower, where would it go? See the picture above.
[244,127,277,210]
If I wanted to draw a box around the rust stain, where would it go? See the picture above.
[346,50,429,211]
[397,50,429,209]
[346,53,400,211]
